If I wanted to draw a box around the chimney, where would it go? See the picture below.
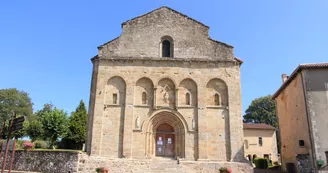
[281,74,288,83]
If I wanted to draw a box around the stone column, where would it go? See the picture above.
[151,133,155,156]
[175,88,179,109]
[228,69,244,162]
[197,84,207,160]
[176,133,179,157]
[146,132,150,157]
[123,81,134,158]
[88,62,106,156]
[153,87,157,108]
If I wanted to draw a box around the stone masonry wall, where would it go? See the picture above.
[0,150,79,173]
[86,58,244,161]
[78,153,253,173]
[87,6,244,162]
[99,7,234,60]
[0,151,253,173]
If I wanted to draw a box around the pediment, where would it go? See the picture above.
[121,6,209,29]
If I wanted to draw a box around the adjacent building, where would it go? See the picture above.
[273,63,328,173]
[86,6,246,164]
[243,123,278,162]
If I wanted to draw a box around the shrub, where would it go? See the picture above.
[33,140,48,149]
[96,167,109,173]
[15,140,24,149]
[273,161,279,166]
[219,167,232,173]
[252,154,257,163]
[23,141,34,150]
[0,139,5,151]
[254,158,269,169]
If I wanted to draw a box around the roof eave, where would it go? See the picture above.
[272,63,328,99]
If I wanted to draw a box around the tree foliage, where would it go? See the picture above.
[24,116,43,142]
[243,95,277,128]
[0,88,33,138]
[0,88,33,123]
[38,105,68,147]
[24,103,54,141]
[67,100,88,144]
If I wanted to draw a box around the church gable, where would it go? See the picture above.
[98,6,235,61]
[121,6,209,32]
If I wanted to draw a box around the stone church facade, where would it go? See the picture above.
[86,6,245,162]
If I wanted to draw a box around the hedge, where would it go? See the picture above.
[254,158,270,169]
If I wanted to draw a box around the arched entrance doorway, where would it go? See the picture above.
[145,110,186,158]
[155,123,175,157]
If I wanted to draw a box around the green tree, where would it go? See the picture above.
[0,88,33,123]
[243,95,277,128]
[24,116,43,142]
[24,103,54,141]
[40,107,68,148]
[0,88,33,138]
[67,100,88,145]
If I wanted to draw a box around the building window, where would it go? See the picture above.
[264,154,269,159]
[162,40,171,57]
[299,140,305,147]
[259,137,263,146]
[142,92,147,105]
[214,93,220,105]
[113,93,118,104]
[185,93,191,105]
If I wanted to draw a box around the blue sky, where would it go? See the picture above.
[0,1,327,115]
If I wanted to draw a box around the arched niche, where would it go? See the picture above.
[206,78,228,106]
[135,77,154,106]
[105,76,126,105]
[157,78,175,107]
[178,78,197,106]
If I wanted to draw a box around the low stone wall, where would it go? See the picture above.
[78,153,253,173]
[1,151,253,173]
[0,150,79,173]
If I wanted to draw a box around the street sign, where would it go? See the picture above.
[11,124,24,132]
[12,116,25,125]
[11,116,25,132]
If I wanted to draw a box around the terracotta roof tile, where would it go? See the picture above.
[243,123,275,130]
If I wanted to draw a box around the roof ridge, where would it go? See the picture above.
[272,62,328,99]
[121,6,209,28]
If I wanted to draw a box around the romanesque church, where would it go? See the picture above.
[86,6,244,162]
